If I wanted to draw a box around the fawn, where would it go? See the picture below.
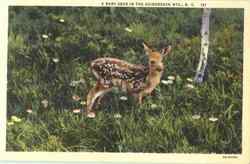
[86,43,171,118]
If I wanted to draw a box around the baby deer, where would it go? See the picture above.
[86,43,171,118]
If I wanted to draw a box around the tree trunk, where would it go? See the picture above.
[194,8,211,83]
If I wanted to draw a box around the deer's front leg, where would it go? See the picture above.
[138,93,143,105]
[136,88,154,105]
[86,81,111,118]
[132,93,143,105]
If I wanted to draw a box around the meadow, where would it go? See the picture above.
[6,7,243,153]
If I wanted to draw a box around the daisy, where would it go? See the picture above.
[42,34,48,39]
[167,76,175,80]
[150,104,157,109]
[161,80,173,85]
[87,112,96,118]
[186,78,193,82]
[52,58,59,63]
[11,116,21,122]
[186,84,195,89]
[192,114,201,120]
[125,27,133,32]
[114,113,122,118]
[209,117,218,122]
[79,78,86,84]
[41,99,48,108]
[72,95,81,101]
[26,109,32,114]
[80,101,86,105]
[72,109,81,113]
[7,122,14,126]
[120,96,128,101]
[59,18,65,23]
[70,81,78,87]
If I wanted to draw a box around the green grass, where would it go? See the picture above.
[6,75,242,153]
[6,7,243,153]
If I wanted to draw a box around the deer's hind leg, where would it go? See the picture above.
[95,94,105,108]
[86,81,112,118]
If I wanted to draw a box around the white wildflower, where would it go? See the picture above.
[7,122,14,126]
[87,112,96,118]
[209,117,218,122]
[59,18,65,23]
[161,79,173,85]
[125,27,133,32]
[80,101,86,105]
[42,34,49,39]
[186,84,195,89]
[186,78,193,82]
[150,104,157,109]
[11,116,21,122]
[192,114,201,120]
[167,76,175,80]
[41,99,48,108]
[72,95,81,101]
[176,75,182,82]
[52,58,59,63]
[79,78,86,84]
[120,96,128,101]
[114,113,122,118]
[26,109,33,114]
[70,81,79,87]
[72,109,81,113]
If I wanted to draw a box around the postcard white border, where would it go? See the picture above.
[0,0,249,163]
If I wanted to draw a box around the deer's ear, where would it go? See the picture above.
[142,42,152,55]
[160,45,172,57]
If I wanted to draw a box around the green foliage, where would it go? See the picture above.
[7,7,243,153]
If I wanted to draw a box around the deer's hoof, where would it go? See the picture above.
[87,112,96,118]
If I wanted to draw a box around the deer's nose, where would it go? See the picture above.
[156,66,163,72]
[150,61,156,65]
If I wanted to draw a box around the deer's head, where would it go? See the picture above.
[143,42,171,72]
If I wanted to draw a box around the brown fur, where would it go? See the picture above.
[86,43,171,117]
